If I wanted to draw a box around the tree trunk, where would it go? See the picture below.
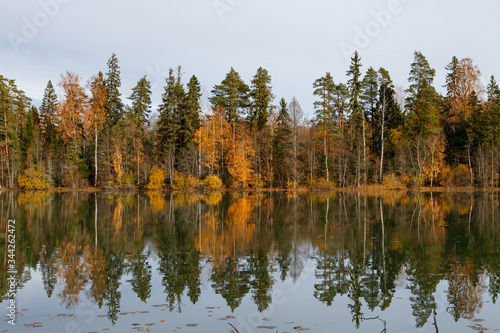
[95,126,98,187]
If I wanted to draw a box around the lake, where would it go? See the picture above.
[1,191,499,332]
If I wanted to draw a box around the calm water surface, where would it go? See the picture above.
[1,191,499,332]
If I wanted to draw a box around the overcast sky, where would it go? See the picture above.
[2,0,499,117]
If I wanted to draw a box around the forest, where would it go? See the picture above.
[1,51,499,190]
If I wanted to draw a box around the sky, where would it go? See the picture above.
[1,0,500,118]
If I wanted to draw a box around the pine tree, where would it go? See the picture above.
[405,51,442,138]
[313,72,336,182]
[128,75,152,185]
[183,75,202,147]
[346,51,366,184]
[361,67,378,150]
[39,80,58,145]
[105,53,123,125]
[373,68,402,181]
[156,68,186,185]
[210,67,250,127]
[272,98,292,186]
[249,67,274,131]
[0,76,30,187]
[129,76,152,125]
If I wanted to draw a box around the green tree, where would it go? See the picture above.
[405,51,442,138]
[183,75,202,144]
[105,53,123,126]
[39,80,60,185]
[361,66,379,141]
[0,76,29,187]
[128,75,152,185]
[249,67,274,131]
[39,80,58,146]
[210,67,250,129]
[272,98,292,187]
[346,51,367,184]
[373,68,402,181]
[313,72,336,182]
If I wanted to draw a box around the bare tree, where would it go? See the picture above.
[288,97,304,185]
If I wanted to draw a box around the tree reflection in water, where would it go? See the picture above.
[1,191,499,329]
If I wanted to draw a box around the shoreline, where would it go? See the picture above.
[1,185,500,193]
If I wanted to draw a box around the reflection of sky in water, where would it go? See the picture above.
[1,191,500,332]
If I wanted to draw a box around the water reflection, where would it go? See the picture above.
[1,191,499,329]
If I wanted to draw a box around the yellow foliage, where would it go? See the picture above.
[17,191,50,207]
[250,173,264,189]
[147,191,167,213]
[389,126,404,147]
[452,164,473,187]
[203,191,223,205]
[315,178,335,189]
[439,166,453,186]
[146,166,168,190]
[287,180,299,189]
[226,130,255,188]
[382,173,406,190]
[422,134,446,186]
[173,172,200,190]
[185,175,200,189]
[202,175,223,190]
[18,164,49,189]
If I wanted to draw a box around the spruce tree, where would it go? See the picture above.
[373,68,402,181]
[105,53,123,125]
[361,66,378,149]
[129,76,152,185]
[346,51,366,184]
[129,76,152,125]
[39,80,57,145]
[249,67,274,131]
[182,74,201,149]
[272,98,292,186]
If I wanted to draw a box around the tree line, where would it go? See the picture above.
[1,51,499,189]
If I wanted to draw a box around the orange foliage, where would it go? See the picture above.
[422,134,446,187]
[147,191,167,214]
[85,73,107,133]
[195,106,231,174]
[195,195,256,273]
[56,72,88,141]
[226,129,255,187]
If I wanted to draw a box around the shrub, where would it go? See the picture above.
[451,164,473,187]
[146,166,168,190]
[172,171,186,190]
[173,172,200,190]
[250,174,264,189]
[382,173,405,189]
[202,175,223,190]
[315,178,335,189]
[185,175,200,190]
[286,180,299,189]
[18,165,49,190]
